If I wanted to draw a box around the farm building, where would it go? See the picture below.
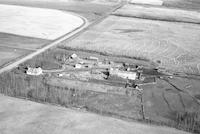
[74,64,82,69]
[88,56,99,61]
[70,53,78,59]
[110,68,137,80]
[26,67,43,76]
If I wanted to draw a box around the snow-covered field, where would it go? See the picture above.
[0,4,84,40]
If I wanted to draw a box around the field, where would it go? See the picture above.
[0,47,32,67]
[0,4,84,40]
[61,14,200,74]
[0,94,189,134]
[0,32,49,50]
[0,0,119,22]
[162,0,200,11]
[114,4,200,24]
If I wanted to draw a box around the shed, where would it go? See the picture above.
[75,64,82,69]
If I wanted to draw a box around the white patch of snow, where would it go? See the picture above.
[0,4,84,40]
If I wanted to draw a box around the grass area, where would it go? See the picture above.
[77,91,141,119]
[0,32,49,50]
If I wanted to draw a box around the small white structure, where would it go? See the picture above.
[75,64,82,69]
[71,53,78,59]
[110,68,137,80]
[89,56,99,61]
[26,67,43,76]
[57,73,63,77]
[129,0,163,6]
[79,61,85,64]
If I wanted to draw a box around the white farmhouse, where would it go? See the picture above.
[26,67,43,76]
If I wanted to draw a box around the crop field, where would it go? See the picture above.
[62,14,200,74]
[0,94,189,134]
